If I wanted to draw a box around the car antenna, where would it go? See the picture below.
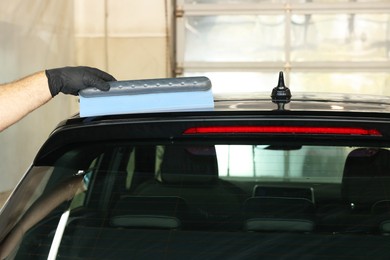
[271,71,291,110]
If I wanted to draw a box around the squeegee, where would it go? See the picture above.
[79,76,214,117]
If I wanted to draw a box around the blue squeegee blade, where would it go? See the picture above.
[79,89,214,117]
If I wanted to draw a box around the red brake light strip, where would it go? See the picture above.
[183,126,382,136]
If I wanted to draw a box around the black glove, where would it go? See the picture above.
[45,66,116,97]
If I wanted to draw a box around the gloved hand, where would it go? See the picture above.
[45,66,116,97]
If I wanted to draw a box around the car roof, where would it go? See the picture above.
[58,91,390,130]
[214,92,390,113]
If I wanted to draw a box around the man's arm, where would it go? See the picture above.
[0,67,116,132]
[0,71,51,132]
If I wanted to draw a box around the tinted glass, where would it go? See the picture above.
[2,143,390,259]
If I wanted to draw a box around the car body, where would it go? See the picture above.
[2,74,390,259]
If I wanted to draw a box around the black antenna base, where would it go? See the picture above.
[271,71,291,110]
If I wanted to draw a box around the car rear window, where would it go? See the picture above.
[2,142,390,259]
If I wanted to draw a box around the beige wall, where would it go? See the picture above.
[0,0,171,194]
[74,0,171,80]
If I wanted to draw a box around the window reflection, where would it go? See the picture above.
[184,15,285,62]
[216,145,347,183]
[291,14,390,61]
[178,1,390,95]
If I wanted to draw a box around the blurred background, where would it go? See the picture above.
[0,0,390,203]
